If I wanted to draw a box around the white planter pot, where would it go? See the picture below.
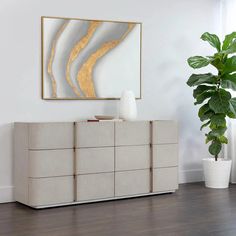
[203,158,232,189]
[119,90,137,121]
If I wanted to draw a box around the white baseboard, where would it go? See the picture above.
[179,169,204,184]
[0,186,14,203]
[0,171,203,203]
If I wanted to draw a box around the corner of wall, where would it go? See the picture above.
[0,186,14,203]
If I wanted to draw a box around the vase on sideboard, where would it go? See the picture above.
[119,90,137,121]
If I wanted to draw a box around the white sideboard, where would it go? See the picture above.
[14,120,178,208]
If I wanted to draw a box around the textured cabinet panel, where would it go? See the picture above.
[152,121,178,144]
[75,122,114,148]
[76,173,114,201]
[115,121,150,146]
[29,176,74,206]
[29,123,74,149]
[152,144,178,168]
[14,123,29,205]
[115,145,150,171]
[76,147,114,174]
[115,169,150,197]
[29,149,74,177]
[153,167,178,192]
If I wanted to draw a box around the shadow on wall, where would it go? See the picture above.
[102,100,119,117]
[176,100,209,157]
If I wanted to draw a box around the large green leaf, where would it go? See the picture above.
[210,114,226,129]
[222,32,236,50]
[207,130,228,144]
[198,104,209,116]
[209,140,222,156]
[222,56,236,74]
[218,135,228,144]
[210,127,227,136]
[193,85,216,98]
[210,57,225,71]
[187,73,217,87]
[207,128,227,143]
[222,40,236,54]
[209,89,231,113]
[205,133,214,144]
[200,111,215,122]
[201,32,221,52]
[187,56,211,69]
[227,110,236,118]
[229,97,236,116]
[198,104,214,121]
[221,73,236,90]
[200,120,211,130]
[194,91,215,105]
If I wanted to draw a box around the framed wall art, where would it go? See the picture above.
[41,16,142,100]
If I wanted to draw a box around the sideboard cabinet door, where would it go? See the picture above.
[152,144,178,168]
[29,149,74,178]
[115,169,150,197]
[76,147,114,174]
[76,173,114,201]
[152,167,178,192]
[29,123,74,150]
[29,176,74,206]
[115,145,150,171]
[115,121,150,146]
[152,121,178,144]
[75,122,114,148]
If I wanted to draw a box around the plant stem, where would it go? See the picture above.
[217,72,221,90]
[215,154,218,161]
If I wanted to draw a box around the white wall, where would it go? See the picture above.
[0,0,221,202]
[221,0,236,183]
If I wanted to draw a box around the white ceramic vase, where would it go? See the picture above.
[119,90,137,121]
[203,158,232,189]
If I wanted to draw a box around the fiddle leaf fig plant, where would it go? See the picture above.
[187,32,236,161]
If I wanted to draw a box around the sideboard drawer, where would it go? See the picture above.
[75,122,114,148]
[29,123,74,149]
[115,169,150,197]
[115,121,150,146]
[29,149,74,178]
[76,147,114,174]
[76,173,114,201]
[152,144,178,168]
[29,176,74,206]
[153,167,178,192]
[152,121,178,144]
[115,145,150,171]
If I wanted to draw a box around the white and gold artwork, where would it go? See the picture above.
[41,16,141,100]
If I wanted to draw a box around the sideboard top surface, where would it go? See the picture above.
[14,120,178,124]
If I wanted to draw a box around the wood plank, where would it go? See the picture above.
[0,183,236,236]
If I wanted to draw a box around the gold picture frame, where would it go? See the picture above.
[41,16,142,100]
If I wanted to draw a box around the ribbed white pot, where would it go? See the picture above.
[119,90,137,121]
[203,158,232,189]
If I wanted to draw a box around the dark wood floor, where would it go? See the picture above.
[1,183,236,236]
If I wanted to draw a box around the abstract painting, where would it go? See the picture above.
[41,16,141,100]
